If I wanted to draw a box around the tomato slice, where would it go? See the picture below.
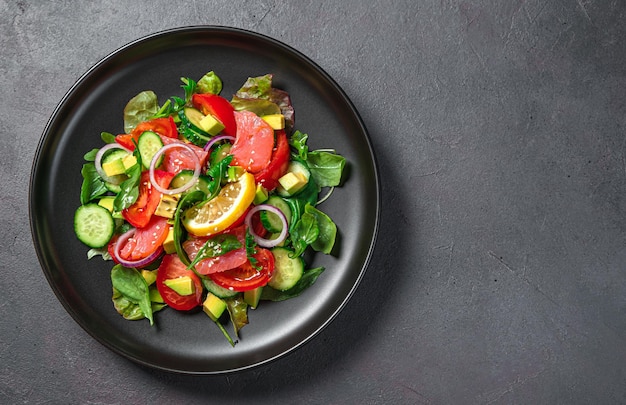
[254,129,290,191]
[118,216,169,261]
[115,134,136,150]
[209,248,275,292]
[115,117,178,150]
[159,135,209,175]
[156,254,203,311]
[122,170,174,228]
[133,116,178,138]
[183,225,248,275]
[191,93,237,136]
[230,111,275,173]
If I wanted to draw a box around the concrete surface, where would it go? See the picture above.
[3,0,626,403]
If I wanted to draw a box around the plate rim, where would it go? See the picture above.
[29,25,381,374]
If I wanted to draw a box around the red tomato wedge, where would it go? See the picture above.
[115,116,178,150]
[191,93,237,136]
[118,216,169,261]
[254,129,290,191]
[230,111,275,173]
[209,248,275,292]
[182,225,248,275]
[158,135,209,175]
[122,170,174,228]
[156,254,203,311]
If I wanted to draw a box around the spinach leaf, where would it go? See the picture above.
[173,190,206,267]
[290,211,319,257]
[100,131,116,144]
[289,132,346,187]
[113,159,141,212]
[111,265,154,325]
[225,296,249,338]
[197,71,222,95]
[290,131,309,160]
[205,155,233,200]
[80,162,107,204]
[83,148,99,162]
[305,204,337,254]
[187,234,242,270]
[260,267,325,301]
[306,151,346,188]
[283,180,317,233]
[123,90,159,133]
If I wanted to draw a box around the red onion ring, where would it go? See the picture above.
[95,143,132,184]
[245,204,288,248]
[203,135,235,152]
[149,143,201,195]
[113,228,163,268]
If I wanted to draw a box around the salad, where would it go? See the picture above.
[73,71,346,345]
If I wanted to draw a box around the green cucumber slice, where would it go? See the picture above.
[171,170,212,195]
[137,131,164,169]
[260,195,292,233]
[268,247,304,291]
[202,277,239,299]
[74,203,115,248]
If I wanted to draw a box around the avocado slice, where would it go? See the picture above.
[203,293,227,321]
[164,276,195,296]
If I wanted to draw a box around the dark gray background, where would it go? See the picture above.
[3,1,626,403]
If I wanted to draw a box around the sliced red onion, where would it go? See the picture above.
[113,228,163,268]
[95,143,132,184]
[149,142,201,195]
[203,135,235,152]
[245,204,288,248]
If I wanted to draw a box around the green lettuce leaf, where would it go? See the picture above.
[123,91,159,133]
[197,71,223,95]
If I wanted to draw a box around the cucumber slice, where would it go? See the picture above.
[210,142,232,165]
[202,277,239,299]
[101,148,130,164]
[137,131,164,169]
[179,107,212,147]
[260,195,292,233]
[182,125,211,148]
[182,107,208,134]
[268,247,304,291]
[171,170,212,195]
[74,203,115,248]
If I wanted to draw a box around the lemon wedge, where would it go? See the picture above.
[182,171,255,236]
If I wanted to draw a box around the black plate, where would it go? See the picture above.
[29,26,379,374]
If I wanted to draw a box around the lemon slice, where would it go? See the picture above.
[182,172,256,236]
